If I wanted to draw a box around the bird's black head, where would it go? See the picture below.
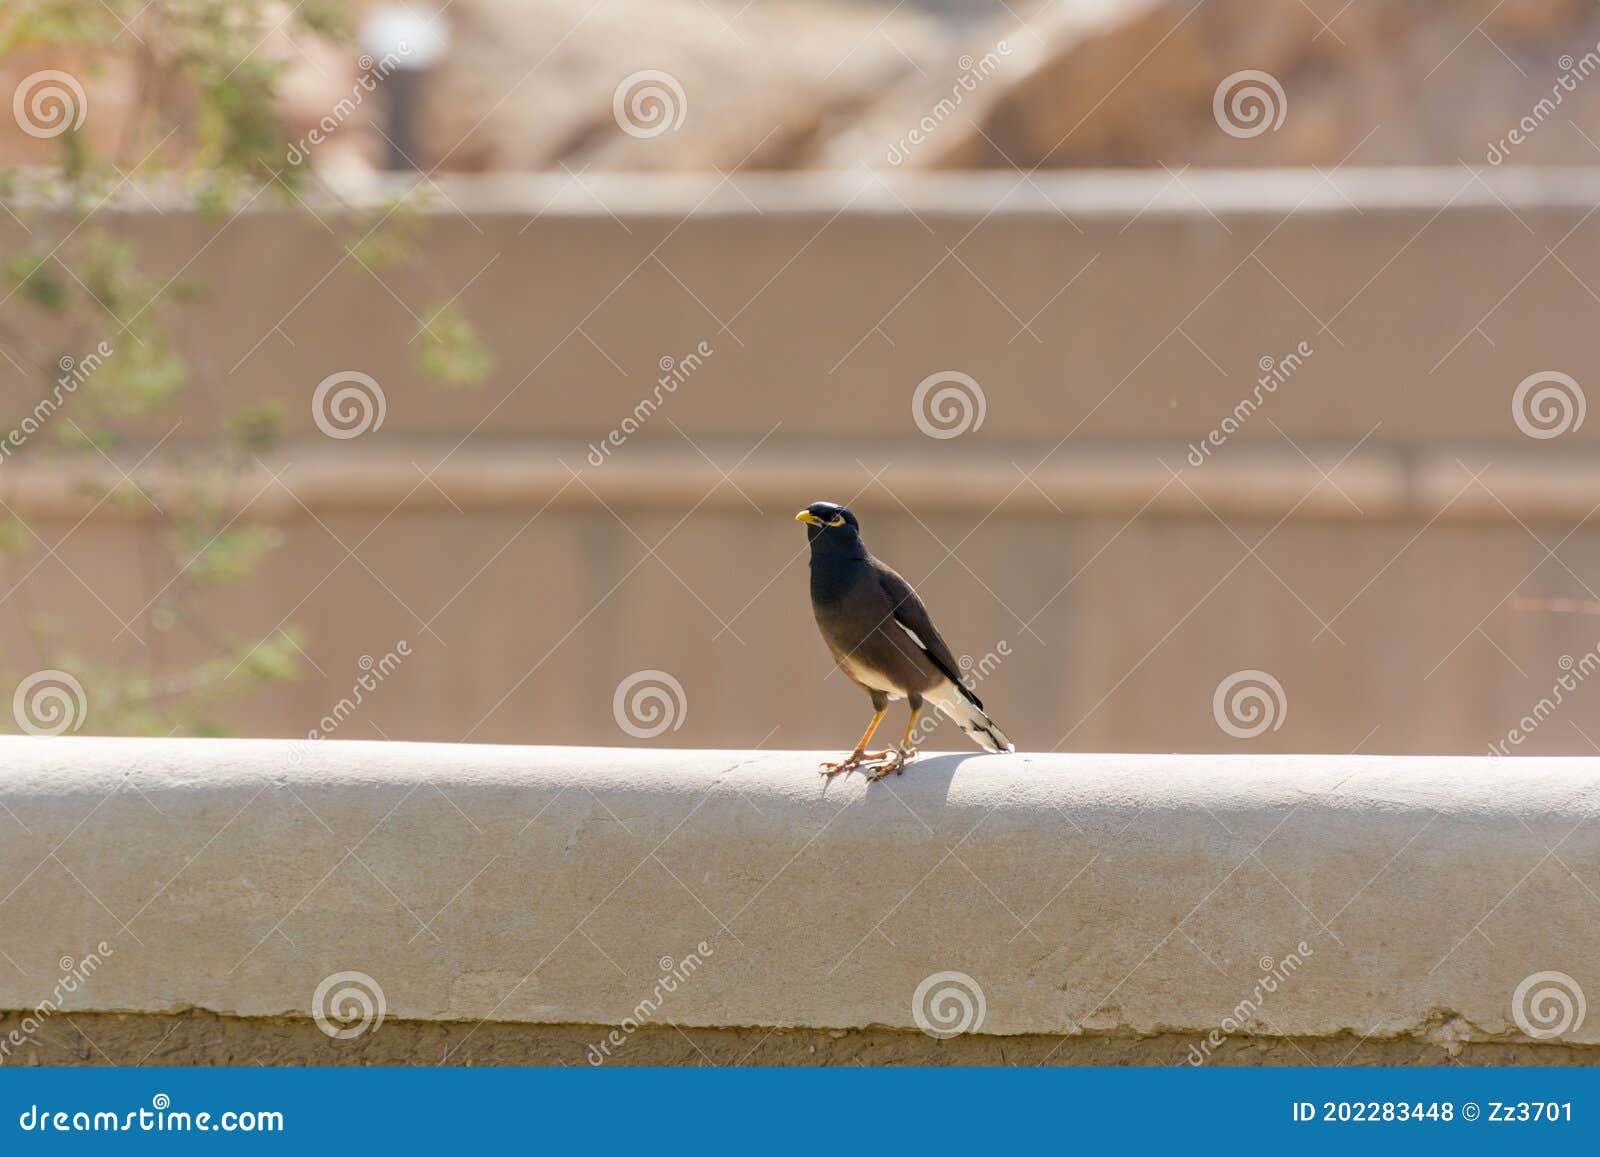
[795,501,862,548]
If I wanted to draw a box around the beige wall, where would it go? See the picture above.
[4,170,1600,754]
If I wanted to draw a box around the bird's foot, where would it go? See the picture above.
[820,749,894,778]
[865,747,917,781]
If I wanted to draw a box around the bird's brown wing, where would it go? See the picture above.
[874,563,986,711]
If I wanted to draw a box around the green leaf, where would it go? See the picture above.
[417,304,494,388]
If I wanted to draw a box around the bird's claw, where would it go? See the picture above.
[864,747,917,781]
[820,749,893,778]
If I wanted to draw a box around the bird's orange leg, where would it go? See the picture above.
[821,708,889,777]
[866,707,922,780]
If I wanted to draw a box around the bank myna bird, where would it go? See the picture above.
[796,501,1014,779]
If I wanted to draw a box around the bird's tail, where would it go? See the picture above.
[927,681,1014,753]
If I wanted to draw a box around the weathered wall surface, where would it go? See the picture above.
[6,1013,1595,1068]
[2,738,1597,1066]
[4,171,1600,755]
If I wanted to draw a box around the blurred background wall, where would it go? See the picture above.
[4,0,1600,756]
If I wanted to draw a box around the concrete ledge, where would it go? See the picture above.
[2,739,1599,1060]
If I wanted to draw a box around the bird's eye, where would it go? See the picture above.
[825,514,846,527]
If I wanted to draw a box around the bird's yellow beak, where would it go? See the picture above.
[795,510,822,526]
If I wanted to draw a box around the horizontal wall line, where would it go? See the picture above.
[0,442,1592,522]
[12,166,1600,220]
